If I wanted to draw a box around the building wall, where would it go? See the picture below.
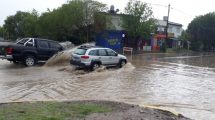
[106,15,124,31]
[156,20,183,38]
[96,30,124,50]
[168,24,183,38]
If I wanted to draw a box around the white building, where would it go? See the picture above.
[156,18,183,38]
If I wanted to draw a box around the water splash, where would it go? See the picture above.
[45,42,95,66]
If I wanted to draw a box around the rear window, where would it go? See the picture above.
[74,48,87,55]
[16,38,29,45]
[25,39,34,47]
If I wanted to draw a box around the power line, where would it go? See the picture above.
[145,2,168,8]
[142,2,195,19]
[171,7,195,18]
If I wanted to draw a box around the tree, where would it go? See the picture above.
[2,0,106,43]
[179,30,191,41]
[3,10,39,40]
[178,30,191,49]
[38,0,107,43]
[122,0,155,39]
[0,26,5,38]
[187,12,215,51]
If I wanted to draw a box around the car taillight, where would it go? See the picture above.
[6,47,13,54]
[81,55,89,59]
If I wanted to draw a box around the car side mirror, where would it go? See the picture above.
[115,53,118,56]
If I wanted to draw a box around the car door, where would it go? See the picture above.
[36,39,53,60]
[98,49,109,65]
[106,49,120,65]
[49,41,63,56]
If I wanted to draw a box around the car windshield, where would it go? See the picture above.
[74,48,87,55]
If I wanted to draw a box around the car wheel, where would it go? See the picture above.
[24,56,36,67]
[91,63,100,71]
[119,60,126,68]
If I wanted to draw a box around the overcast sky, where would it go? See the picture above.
[0,0,215,29]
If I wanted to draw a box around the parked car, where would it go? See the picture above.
[70,46,127,70]
[0,38,64,66]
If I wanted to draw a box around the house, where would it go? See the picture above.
[95,11,183,52]
[95,12,126,51]
[151,17,183,51]
[95,12,148,52]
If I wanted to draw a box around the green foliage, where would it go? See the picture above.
[37,0,107,42]
[122,0,155,38]
[38,0,86,40]
[0,26,5,38]
[179,30,191,41]
[2,0,107,43]
[187,12,215,51]
[94,13,112,33]
[3,10,39,40]
[94,13,107,32]
[0,102,112,120]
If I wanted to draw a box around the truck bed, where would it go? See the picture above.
[0,42,14,55]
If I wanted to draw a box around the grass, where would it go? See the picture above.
[0,102,112,120]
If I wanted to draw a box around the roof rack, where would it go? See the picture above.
[78,45,103,49]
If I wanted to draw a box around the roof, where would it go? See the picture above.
[78,45,103,49]
[156,19,183,27]
[168,21,183,27]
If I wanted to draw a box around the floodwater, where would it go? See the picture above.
[0,52,215,120]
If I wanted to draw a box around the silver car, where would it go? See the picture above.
[70,46,127,70]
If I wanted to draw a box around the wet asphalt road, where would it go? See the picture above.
[0,53,215,120]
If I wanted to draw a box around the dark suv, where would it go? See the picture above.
[0,38,64,66]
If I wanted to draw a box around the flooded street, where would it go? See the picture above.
[0,53,215,120]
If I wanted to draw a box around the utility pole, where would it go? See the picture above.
[165,4,170,50]
[85,1,90,43]
[86,3,89,43]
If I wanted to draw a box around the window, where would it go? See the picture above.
[38,40,49,48]
[168,27,173,33]
[88,50,98,56]
[74,48,87,55]
[177,28,181,33]
[50,42,61,49]
[98,49,107,56]
[107,49,117,56]
[16,38,29,45]
[25,39,34,47]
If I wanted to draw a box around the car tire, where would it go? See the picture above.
[91,62,100,71]
[119,60,126,68]
[23,56,37,67]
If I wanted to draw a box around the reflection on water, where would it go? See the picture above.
[0,53,215,120]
